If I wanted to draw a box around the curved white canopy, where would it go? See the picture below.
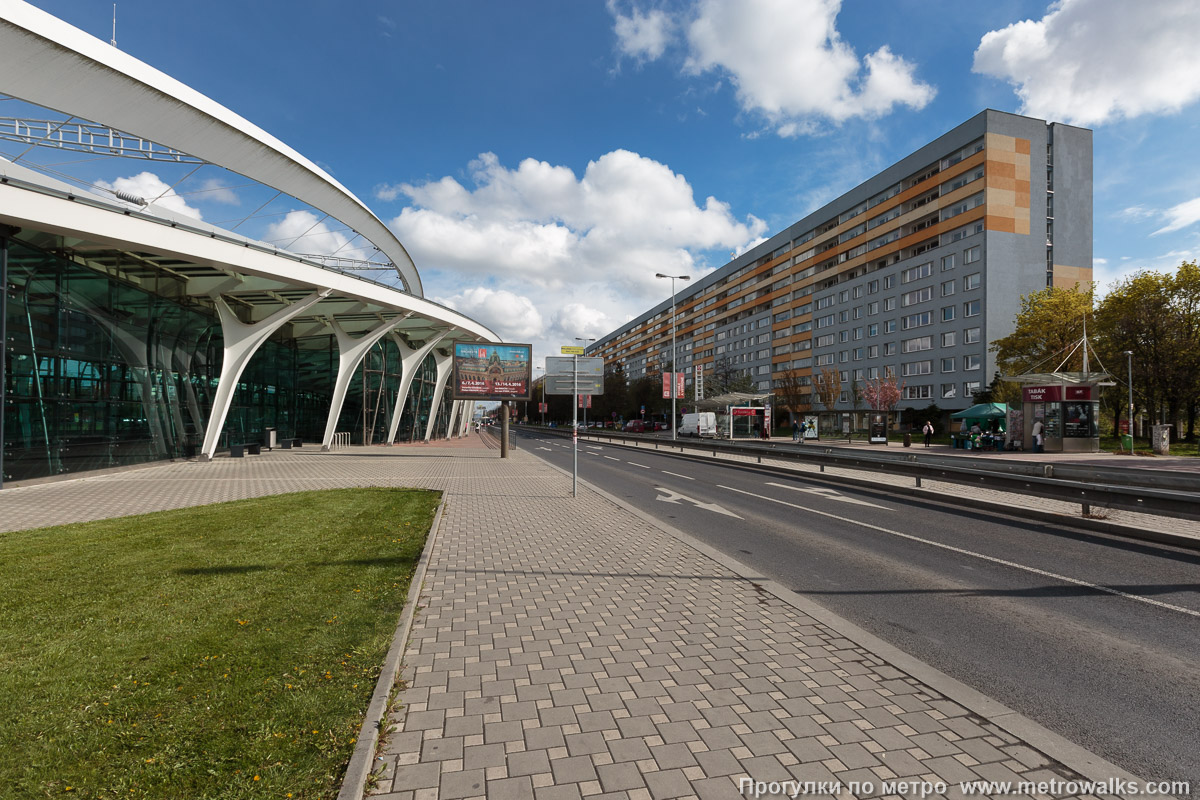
[0,0,423,295]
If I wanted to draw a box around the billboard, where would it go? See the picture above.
[452,342,532,401]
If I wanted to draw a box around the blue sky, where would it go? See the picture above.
[11,0,1200,364]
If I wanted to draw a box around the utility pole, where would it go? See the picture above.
[656,273,690,441]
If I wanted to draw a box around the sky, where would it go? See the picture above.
[10,0,1200,366]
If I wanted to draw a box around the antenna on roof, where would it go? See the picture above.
[110,4,117,48]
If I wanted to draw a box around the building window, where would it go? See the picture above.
[901,311,932,330]
[868,280,879,294]
[964,327,981,344]
[904,384,933,400]
[941,357,955,373]
[942,253,956,271]
[883,342,897,355]
[868,345,879,358]
[816,334,835,347]
[964,354,982,371]
[942,305,956,322]
[964,300,981,317]
[964,246,981,264]
[902,335,932,353]
[839,310,849,323]
[883,297,896,311]
[867,301,879,315]
[868,323,879,337]
[840,289,850,303]
[901,262,933,283]
[901,287,933,307]
[964,380,981,397]
[853,327,863,340]
[902,360,932,376]
[941,331,955,347]
[884,320,897,333]
[941,383,957,399]
[964,273,981,291]
[884,275,896,289]
[941,280,955,297]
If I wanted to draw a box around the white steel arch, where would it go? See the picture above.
[0,0,423,294]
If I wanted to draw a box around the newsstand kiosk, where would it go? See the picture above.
[1021,382,1101,454]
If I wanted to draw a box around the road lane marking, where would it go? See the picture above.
[627,462,651,469]
[655,487,742,518]
[661,471,694,480]
[604,456,620,461]
[767,482,886,508]
[717,484,1200,619]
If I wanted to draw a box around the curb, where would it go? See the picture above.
[337,496,447,800]
[534,453,1154,799]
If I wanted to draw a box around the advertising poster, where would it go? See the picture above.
[452,342,532,401]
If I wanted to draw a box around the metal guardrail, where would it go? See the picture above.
[525,426,1200,522]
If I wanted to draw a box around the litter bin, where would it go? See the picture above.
[1121,434,1133,451]
[903,432,912,447]
[247,443,261,455]
[230,444,245,458]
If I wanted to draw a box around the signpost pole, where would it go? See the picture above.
[500,400,509,459]
[572,355,578,497]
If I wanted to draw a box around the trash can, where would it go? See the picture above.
[247,443,261,455]
[903,432,912,447]
[1121,434,1133,451]
[230,444,245,458]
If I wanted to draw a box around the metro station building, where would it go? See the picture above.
[0,3,496,485]
[588,110,1092,430]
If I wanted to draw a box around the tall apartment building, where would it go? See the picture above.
[588,110,1092,423]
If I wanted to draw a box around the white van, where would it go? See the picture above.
[679,412,717,438]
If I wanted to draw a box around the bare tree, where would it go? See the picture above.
[813,367,842,411]
[773,369,813,426]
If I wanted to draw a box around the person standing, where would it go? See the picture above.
[792,421,801,443]
[1032,418,1044,453]
[922,420,933,448]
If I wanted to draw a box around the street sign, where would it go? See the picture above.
[560,346,584,355]
[545,375,603,395]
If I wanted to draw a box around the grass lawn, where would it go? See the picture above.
[0,488,440,800]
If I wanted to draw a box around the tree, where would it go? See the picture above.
[860,374,903,415]
[1095,262,1200,440]
[813,367,841,411]
[707,356,754,396]
[773,369,813,427]
[991,284,1095,376]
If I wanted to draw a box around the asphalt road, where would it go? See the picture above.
[516,428,1200,791]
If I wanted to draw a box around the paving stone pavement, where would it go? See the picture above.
[0,437,1153,799]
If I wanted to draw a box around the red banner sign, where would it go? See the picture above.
[1023,385,1061,402]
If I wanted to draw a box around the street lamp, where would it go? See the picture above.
[1124,350,1134,454]
[656,273,691,441]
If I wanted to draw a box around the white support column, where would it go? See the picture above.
[460,401,474,436]
[422,348,454,442]
[200,291,328,459]
[384,331,448,444]
[445,396,462,439]
[321,318,402,450]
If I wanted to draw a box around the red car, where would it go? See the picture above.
[622,420,646,433]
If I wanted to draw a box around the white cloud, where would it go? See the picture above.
[609,0,934,135]
[97,172,203,220]
[610,1,674,61]
[974,0,1200,126]
[435,287,545,343]
[387,149,765,361]
[1152,196,1200,235]
[265,210,374,261]
[196,178,240,205]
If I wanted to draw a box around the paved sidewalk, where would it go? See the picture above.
[0,438,1156,799]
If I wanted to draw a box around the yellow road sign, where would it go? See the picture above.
[560,346,584,355]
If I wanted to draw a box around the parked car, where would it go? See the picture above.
[653,421,671,431]
[623,419,646,433]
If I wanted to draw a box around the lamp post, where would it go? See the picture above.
[655,273,691,441]
[534,366,545,427]
[1124,350,1134,454]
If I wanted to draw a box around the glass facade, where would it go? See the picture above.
[1,235,452,484]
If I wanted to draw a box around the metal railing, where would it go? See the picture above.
[330,432,351,449]
[529,427,1200,523]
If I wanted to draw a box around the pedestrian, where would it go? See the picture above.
[792,421,801,443]
[922,420,933,448]
[798,420,807,444]
[1032,418,1044,453]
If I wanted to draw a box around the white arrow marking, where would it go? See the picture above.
[655,487,743,518]
[767,482,886,508]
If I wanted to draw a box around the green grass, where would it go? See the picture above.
[0,488,440,800]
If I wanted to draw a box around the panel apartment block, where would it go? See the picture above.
[589,109,1092,416]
